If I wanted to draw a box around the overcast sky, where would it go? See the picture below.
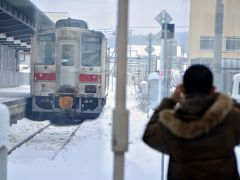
[31,0,190,35]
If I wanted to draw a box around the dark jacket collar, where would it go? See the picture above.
[159,94,233,139]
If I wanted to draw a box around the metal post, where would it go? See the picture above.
[155,10,173,179]
[163,23,168,97]
[160,25,167,176]
[160,23,168,99]
[0,104,10,180]
[213,0,224,91]
[147,33,152,118]
[112,0,129,180]
[30,32,36,94]
[129,30,132,58]
[148,33,152,75]
[107,47,111,90]
[161,153,164,180]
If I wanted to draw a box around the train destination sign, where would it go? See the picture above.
[37,33,55,41]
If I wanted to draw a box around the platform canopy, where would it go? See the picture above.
[0,0,54,51]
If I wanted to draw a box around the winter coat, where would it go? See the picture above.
[143,93,240,180]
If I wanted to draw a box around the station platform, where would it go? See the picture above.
[0,86,30,103]
[0,86,30,123]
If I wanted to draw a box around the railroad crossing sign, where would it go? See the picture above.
[145,33,152,40]
[145,33,155,55]
[155,9,172,25]
[144,46,155,55]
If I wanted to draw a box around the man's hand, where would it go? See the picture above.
[171,84,184,103]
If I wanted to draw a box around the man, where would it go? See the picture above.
[143,64,240,179]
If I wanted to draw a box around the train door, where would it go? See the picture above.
[58,42,78,91]
[33,32,56,97]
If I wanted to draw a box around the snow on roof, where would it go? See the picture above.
[148,72,159,80]
[233,73,240,80]
[140,81,147,85]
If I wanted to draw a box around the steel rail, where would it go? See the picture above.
[51,123,82,160]
[8,123,51,155]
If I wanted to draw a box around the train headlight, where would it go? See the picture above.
[59,96,73,111]
[85,85,97,93]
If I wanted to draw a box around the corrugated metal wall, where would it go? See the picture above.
[0,45,30,88]
[0,71,29,88]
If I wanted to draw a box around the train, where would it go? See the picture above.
[27,18,109,124]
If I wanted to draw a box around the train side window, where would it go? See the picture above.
[45,43,55,65]
[81,35,101,66]
[36,33,55,65]
[61,44,74,66]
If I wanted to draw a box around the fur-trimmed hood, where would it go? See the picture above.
[159,94,233,139]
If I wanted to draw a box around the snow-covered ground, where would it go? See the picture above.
[4,84,240,180]
[6,84,167,180]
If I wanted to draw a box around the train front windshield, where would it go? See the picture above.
[81,35,101,66]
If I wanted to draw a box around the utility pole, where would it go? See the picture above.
[213,0,224,91]
[129,29,133,58]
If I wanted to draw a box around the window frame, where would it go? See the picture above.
[200,36,214,51]
[225,37,240,52]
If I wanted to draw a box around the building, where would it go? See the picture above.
[189,0,240,93]
[45,12,69,23]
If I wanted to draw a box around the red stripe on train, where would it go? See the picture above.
[79,74,101,83]
[34,73,56,81]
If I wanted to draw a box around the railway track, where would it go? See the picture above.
[51,124,82,159]
[8,122,83,159]
[8,123,51,155]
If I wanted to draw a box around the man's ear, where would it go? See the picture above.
[209,86,216,95]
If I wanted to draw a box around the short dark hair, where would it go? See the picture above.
[183,64,213,94]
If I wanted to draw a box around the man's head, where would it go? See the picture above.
[183,64,214,95]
